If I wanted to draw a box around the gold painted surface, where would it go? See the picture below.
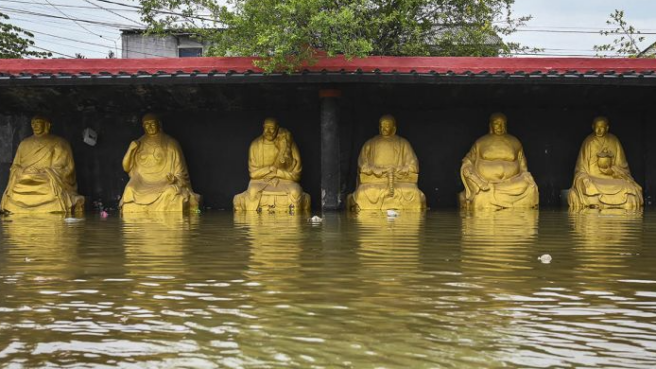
[568,116,643,210]
[234,118,310,212]
[459,113,539,210]
[347,115,426,211]
[1,116,84,214]
[120,114,201,213]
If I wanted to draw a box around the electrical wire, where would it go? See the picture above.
[23,27,176,58]
[29,45,76,58]
[83,0,143,27]
[0,6,135,28]
[42,0,104,37]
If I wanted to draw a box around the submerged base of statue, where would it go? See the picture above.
[347,173,426,211]
[121,187,201,213]
[2,190,85,214]
[233,181,311,213]
[458,175,539,211]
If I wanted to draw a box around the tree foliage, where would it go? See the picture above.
[593,10,648,58]
[0,11,51,59]
[138,0,534,72]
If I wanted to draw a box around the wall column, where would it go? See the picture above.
[319,89,342,211]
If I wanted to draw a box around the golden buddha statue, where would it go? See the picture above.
[459,113,538,210]
[568,116,643,211]
[347,115,426,211]
[120,113,201,213]
[233,118,310,212]
[1,116,84,214]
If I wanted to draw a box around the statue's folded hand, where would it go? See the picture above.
[372,168,385,177]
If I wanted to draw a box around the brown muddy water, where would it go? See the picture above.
[0,210,655,368]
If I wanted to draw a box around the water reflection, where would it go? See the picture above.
[121,212,199,276]
[353,211,423,275]
[569,209,643,276]
[0,210,654,368]
[234,212,304,291]
[0,213,83,277]
[461,209,539,275]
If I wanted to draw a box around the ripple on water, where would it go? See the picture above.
[0,211,655,367]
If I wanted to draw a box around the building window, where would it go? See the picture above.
[178,48,203,57]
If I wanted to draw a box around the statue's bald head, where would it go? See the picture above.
[263,117,279,141]
[379,114,397,137]
[489,112,507,135]
[592,116,609,137]
[31,115,51,136]
[142,113,162,136]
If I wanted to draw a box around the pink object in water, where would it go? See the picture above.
[100,210,109,218]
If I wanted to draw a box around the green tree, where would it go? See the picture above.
[593,9,648,58]
[0,11,51,59]
[138,0,534,72]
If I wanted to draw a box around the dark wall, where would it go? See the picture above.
[339,83,655,208]
[0,82,654,210]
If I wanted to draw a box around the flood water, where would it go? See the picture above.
[0,209,655,368]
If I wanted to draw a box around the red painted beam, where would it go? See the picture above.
[0,56,655,75]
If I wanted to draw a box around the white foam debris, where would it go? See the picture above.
[308,215,323,223]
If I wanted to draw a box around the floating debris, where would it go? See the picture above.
[308,215,323,224]
[538,254,552,264]
[386,209,399,218]
[64,217,84,223]
[100,210,109,218]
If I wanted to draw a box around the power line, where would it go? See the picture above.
[2,0,135,12]
[30,45,75,58]
[23,27,174,58]
[94,0,217,22]
[83,0,143,27]
[42,0,104,38]
[515,29,656,35]
[0,6,135,28]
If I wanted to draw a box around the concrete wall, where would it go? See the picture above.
[0,82,654,210]
[121,33,209,58]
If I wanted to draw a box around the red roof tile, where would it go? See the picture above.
[1,56,655,75]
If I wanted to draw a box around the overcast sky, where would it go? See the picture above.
[3,0,656,59]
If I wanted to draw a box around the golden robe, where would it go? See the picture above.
[568,133,642,210]
[1,134,84,213]
[460,134,538,210]
[120,133,200,212]
[348,135,426,210]
[233,136,310,211]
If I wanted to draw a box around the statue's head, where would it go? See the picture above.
[379,114,397,137]
[142,113,162,136]
[262,117,279,142]
[592,116,609,137]
[488,112,507,135]
[31,115,51,136]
